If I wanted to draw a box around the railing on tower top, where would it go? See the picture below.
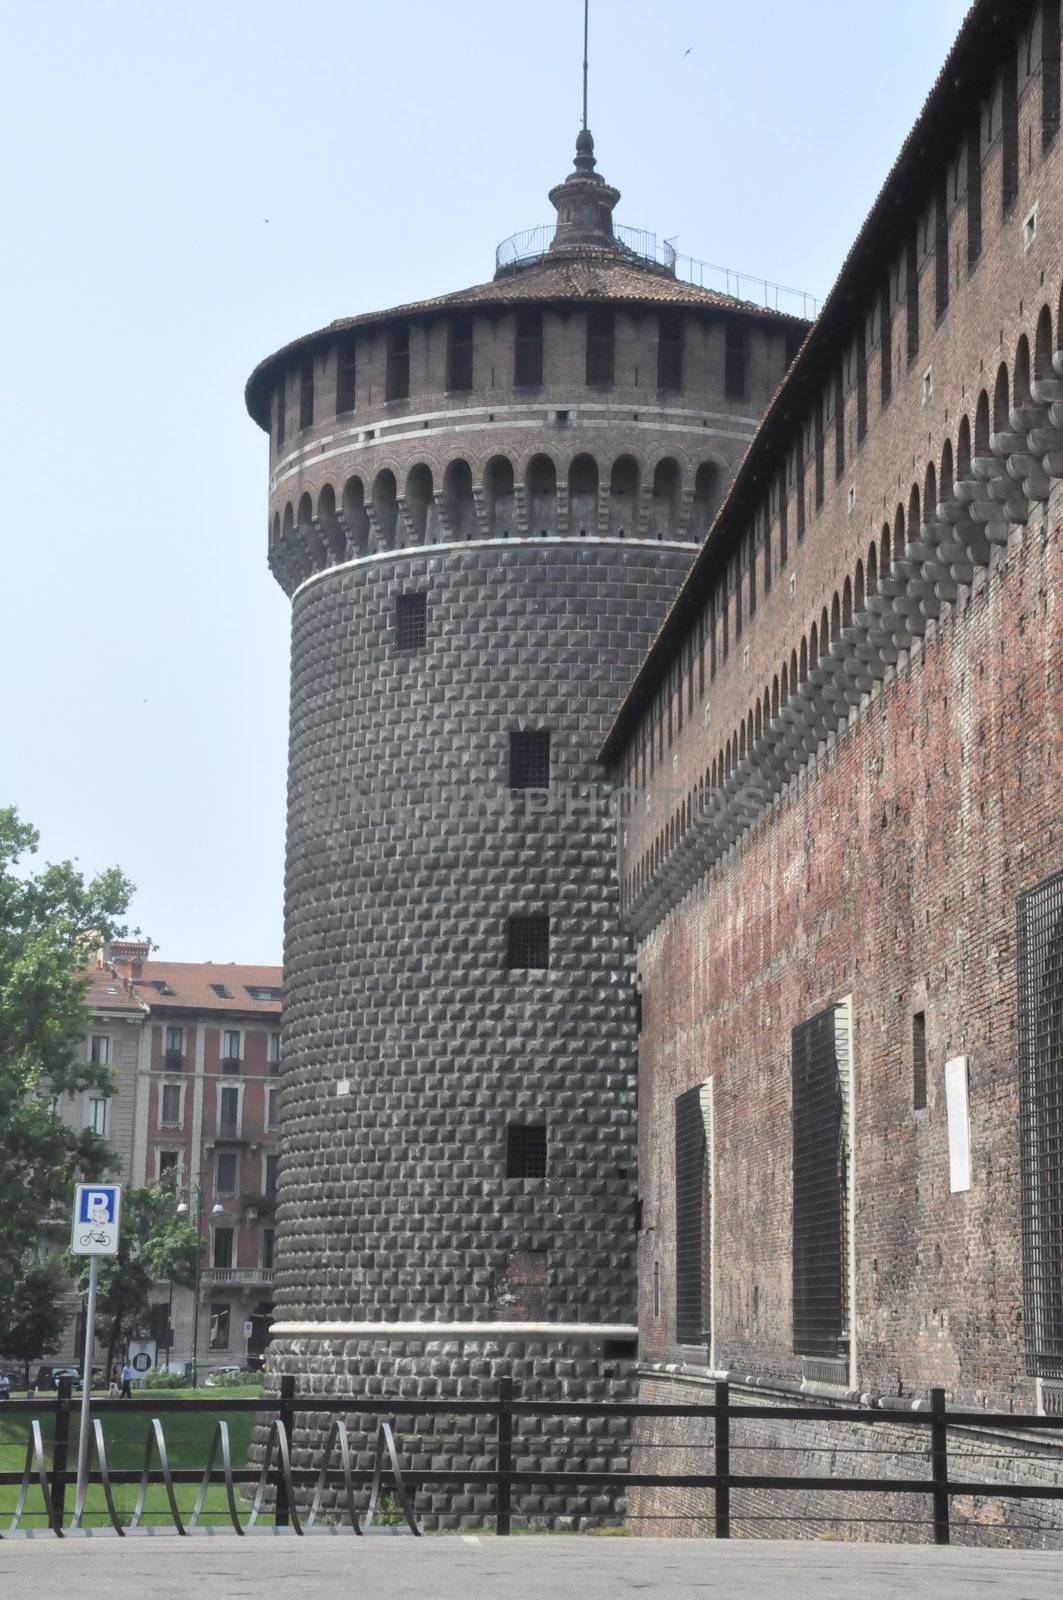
[495,222,820,320]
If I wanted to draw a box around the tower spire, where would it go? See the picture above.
[582,0,589,131]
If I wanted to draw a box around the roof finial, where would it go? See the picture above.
[582,0,589,132]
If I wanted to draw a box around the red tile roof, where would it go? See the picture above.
[128,962,282,1016]
[83,965,148,1015]
[245,249,807,428]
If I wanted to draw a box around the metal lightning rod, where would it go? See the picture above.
[582,0,589,130]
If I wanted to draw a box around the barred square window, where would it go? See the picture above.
[395,592,427,651]
[506,1123,547,1178]
[509,730,550,789]
[507,914,549,970]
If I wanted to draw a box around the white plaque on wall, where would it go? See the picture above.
[944,1056,971,1193]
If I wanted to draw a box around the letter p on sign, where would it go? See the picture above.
[71,1183,122,1255]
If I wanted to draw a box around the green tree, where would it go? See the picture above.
[69,1180,200,1379]
[0,806,135,1305]
[0,1255,68,1387]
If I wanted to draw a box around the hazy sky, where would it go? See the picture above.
[2,0,970,964]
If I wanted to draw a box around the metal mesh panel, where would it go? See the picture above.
[506,1123,547,1178]
[506,915,549,970]
[395,592,427,652]
[508,731,551,790]
[675,1086,710,1346]
[792,1005,848,1359]
[1018,870,1063,1379]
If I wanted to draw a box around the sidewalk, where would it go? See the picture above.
[2,1535,1061,1599]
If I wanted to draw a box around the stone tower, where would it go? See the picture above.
[246,129,804,1525]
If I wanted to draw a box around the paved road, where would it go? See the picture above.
[2,1535,1062,1599]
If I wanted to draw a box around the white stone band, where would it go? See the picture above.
[269,1320,638,1341]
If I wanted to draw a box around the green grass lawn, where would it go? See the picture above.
[0,1387,264,1531]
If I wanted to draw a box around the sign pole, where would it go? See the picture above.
[74,1254,98,1518]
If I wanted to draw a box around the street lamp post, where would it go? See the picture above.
[176,1186,224,1390]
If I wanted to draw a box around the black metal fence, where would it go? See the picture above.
[2,1377,1062,1540]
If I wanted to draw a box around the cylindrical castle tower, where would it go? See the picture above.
[246,131,802,1526]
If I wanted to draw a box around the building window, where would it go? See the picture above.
[275,378,286,452]
[514,309,544,386]
[834,366,845,479]
[966,123,982,268]
[1018,869,1063,1378]
[506,1123,547,1178]
[657,312,684,391]
[90,1035,110,1065]
[934,180,949,321]
[216,1152,238,1197]
[265,1152,279,1199]
[221,1030,241,1073]
[299,357,314,430]
[158,1149,179,1177]
[446,314,474,392]
[791,1003,852,1360]
[160,1083,182,1127]
[675,1083,712,1347]
[336,339,357,414]
[395,591,427,652]
[586,310,615,386]
[724,321,750,401]
[209,1304,231,1349]
[1045,0,1061,150]
[879,283,892,406]
[1002,48,1019,214]
[912,1012,927,1111]
[509,730,550,790]
[212,1228,234,1270]
[262,1229,275,1270]
[268,1032,282,1074]
[506,915,549,971]
[385,325,410,401]
[86,1096,109,1136]
[905,234,919,364]
[267,1087,280,1130]
[164,1026,184,1069]
[218,1084,239,1140]
[813,401,825,509]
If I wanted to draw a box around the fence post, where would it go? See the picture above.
[714,1379,730,1539]
[51,1375,72,1532]
[496,1375,513,1536]
[929,1386,950,1546]
[276,1373,295,1529]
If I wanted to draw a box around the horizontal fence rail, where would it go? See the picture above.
[1,1377,1061,1540]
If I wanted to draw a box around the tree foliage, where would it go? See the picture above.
[0,1255,68,1386]
[68,1178,201,1376]
[0,807,135,1303]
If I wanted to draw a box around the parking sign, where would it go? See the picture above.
[70,1183,122,1256]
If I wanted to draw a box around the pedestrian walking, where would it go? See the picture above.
[120,1361,133,1399]
[0,1373,11,1403]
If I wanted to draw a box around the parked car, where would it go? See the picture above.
[204,1365,242,1386]
[33,1365,101,1392]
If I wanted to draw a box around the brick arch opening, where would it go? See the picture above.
[689,462,722,543]
[405,464,436,544]
[271,511,280,547]
[651,458,681,541]
[894,502,906,563]
[484,455,515,538]
[298,491,313,526]
[942,434,956,498]
[1014,334,1032,409]
[866,545,877,600]
[283,501,294,536]
[372,469,398,549]
[609,455,640,539]
[318,483,336,520]
[855,559,865,614]
[443,459,477,542]
[1035,305,1054,381]
[975,390,991,456]
[843,576,853,627]
[569,454,599,537]
[526,454,558,537]
[343,476,370,557]
[993,362,1011,433]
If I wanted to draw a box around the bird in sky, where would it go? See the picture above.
[683,47,693,56]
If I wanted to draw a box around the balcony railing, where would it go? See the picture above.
[205,1267,274,1285]
[163,1050,184,1072]
[495,220,820,321]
